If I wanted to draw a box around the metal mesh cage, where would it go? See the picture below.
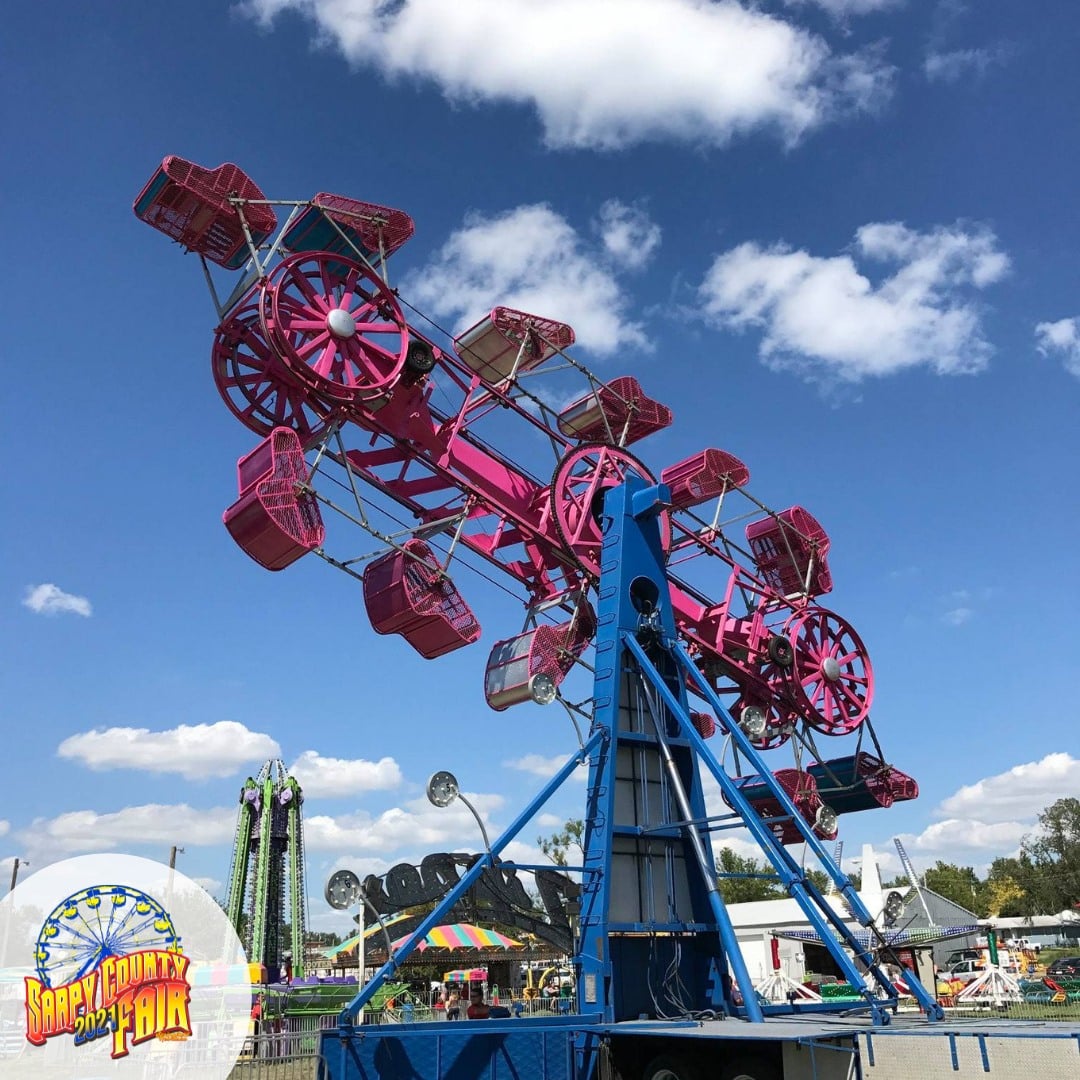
[223,428,324,571]
[556,376,673,446]
[133,156,277,269]
[690,711,717,739]
[728,768,835,845]
[454,307,575,386]
[282,193,415,261]
[745,506,833,598]
[661,448,751,510]
[484,604,596,710]
[363,539,481,659]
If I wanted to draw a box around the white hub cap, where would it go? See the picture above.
[327,308,357,338]
[821,656,841,682]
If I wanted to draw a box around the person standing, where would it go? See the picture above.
[446,988,461,1021]
[466,988,491,1020]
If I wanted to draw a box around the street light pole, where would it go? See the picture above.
[166,846,185,908]
[357,892,366,1024]
[9,858,28,895]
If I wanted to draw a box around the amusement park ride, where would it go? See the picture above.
[135,157,952,1078]
[225,759,309,983]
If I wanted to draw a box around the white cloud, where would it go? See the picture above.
[1035,317,1080,377]
[290,751,403,797]
[22,583,92,617]
[536,813,565,829]
[936,753,1080,825]
[905,818,1030,853]
[787,0,902,15]
[924,47,1007,84]
[193,876,223,896]
[20,804,237,856]
[595,200,661,271]
[504,754,589,782]
[404,204,648,354]
[878,753,1080,867]
[306,791,505,853]
[697,221,1009,381]
[941,606,972,626]
[57,721,281,780]
[242,0,892,151]
[0,820,9,838]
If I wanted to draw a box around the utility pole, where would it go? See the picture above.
[9,857,28,895]
[166,846,185,908]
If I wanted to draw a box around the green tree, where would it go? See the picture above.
[1022,797,1080,912]
[538,819,585,866]
[923,861,983,915]
[715,848,785,904]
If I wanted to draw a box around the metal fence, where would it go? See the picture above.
[228,1030,328,1080]
[369,992,580,1024]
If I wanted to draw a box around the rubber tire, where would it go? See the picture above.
[767,635,794,667]
[642,1053,702,1080]
[719,1054,782,1080]
[405,340,437,375]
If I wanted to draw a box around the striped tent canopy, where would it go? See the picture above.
[443,968,488,983]
[392,924,522,952]
[190,962,263,986]
[775,925,981,949]
[324,913,414,958]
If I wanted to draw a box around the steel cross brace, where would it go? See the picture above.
[337,730,604,1027]
[625,635,942,1022]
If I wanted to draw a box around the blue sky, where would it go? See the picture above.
[3,0,1079,926]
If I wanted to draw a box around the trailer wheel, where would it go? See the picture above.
[720,1054,782,1080]
[642,1053,701,1080]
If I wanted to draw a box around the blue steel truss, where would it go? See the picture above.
[340,474,941,1030]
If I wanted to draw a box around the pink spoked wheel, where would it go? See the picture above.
[212,301,335,445]
[785,606,873,735]
[260,251,408,404]
[550,444,671,573]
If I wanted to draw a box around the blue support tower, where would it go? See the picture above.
[331,474,941,1067]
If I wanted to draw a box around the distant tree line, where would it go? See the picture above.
[541,798,1080,918]
[714,797,1080,917]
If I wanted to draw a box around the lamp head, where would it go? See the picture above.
[814,803,838,838]
[529,673,557,706]
[325,869,362,911]
[883,889,905,927]
[427,770,461,808]
[739,705,768,739]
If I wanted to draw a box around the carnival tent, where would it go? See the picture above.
[391,924,522,952]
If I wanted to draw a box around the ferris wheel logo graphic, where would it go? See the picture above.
[35,885,180,987]
[25,883,193,1059]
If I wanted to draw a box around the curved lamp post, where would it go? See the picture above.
[426,771,492,855]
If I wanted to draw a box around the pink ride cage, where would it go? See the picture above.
[689,711,717,739]
[133,157,277,269]
[363,539,481,659]
[728,768,837,845]
[661,449,751,510]
[454,308,575,386]
[282,193,415,261]
[556,377,673,446]
[745,506,833,598]
[809,754,918,814]
[224,428,324,571]
[484,605,597,711]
